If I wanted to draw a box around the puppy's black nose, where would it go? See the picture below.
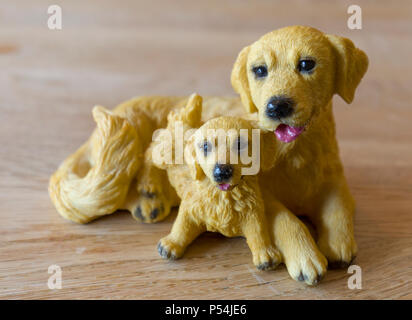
[266,96,295,120]
[213,164,233,183]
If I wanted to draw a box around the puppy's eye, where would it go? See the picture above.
[234,137,247,155]
[200,140,212,157]
[252,66,268,78]
[297,59,316,73]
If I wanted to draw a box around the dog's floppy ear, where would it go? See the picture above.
[326,34,369,104]
[231,45,257,114]
[184,134,205,181]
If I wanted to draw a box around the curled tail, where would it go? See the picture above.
[49,106,142,223]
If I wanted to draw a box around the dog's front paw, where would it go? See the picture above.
[285,246,328,286]
[132,189,172,223]
[157,237,185,260]
[318,233,357,269]
[253,246,282,271]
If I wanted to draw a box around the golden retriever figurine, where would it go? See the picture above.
[151,94,281,270]
[230,26,368,278]
[49,26,368,285]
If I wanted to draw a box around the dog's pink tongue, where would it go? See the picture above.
[274,124,305,143]
[218,183,231,191]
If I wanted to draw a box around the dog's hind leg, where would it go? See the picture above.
[124,152,179,223]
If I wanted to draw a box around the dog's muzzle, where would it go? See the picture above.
[265,96,295,120]
[213,164,233,183]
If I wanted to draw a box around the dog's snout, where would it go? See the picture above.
[266,96,295,120]
[213,164,233,183]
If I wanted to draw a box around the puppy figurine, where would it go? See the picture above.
[151,94,281,270]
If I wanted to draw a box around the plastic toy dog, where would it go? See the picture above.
[49,26,368,285]
[151,94,281,270]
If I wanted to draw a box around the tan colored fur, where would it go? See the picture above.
[152,94,281,269]
[49,26,368,285]
[49,96,244,223]
[230,26,368,283]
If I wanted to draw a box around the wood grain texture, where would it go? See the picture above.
[0,0,411,299]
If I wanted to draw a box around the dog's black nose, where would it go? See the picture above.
[266,96,295,120]
[213,164,233,183]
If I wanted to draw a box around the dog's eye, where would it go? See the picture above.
[297,59,316,73]
[252,66,268,78]
[234,137,247,155]
[200,141,212,157]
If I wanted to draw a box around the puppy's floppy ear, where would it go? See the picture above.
[231,45,257,114]
[326,34,369,104]
[184,134,205,181]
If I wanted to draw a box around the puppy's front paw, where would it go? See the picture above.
[318,234,357,269]
[157,237,185,260]
[253,246,282,271]
[286,246,328,286]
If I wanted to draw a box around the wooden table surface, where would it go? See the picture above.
[1,0,411,299]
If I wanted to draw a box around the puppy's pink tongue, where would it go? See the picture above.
[218,183,231,191]
[274,124,305,143]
